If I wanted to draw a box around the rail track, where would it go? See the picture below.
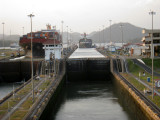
[116,59,122,72]
[113,59,160,117]
[0,79,32,105]
[132,59,160,77]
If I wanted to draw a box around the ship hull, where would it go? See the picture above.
[79,38,92,48]
[79,42,92,48]
[20,43,44,57]
[19,25,61,57]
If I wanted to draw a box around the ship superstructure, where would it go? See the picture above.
[79,33,92,48]
[19,24,61,57]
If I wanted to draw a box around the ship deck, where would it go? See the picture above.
[69,48,105,59]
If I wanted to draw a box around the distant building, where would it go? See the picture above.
[43,40,62,60]
[123,43,145,56]
[142,29,160,57]
[10,42,20,49]
[108,45,116,52]
[107,42,116,52]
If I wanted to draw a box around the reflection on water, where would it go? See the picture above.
[0,83,21,100]
[47,81,133,120]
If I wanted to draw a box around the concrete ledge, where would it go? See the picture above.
[113,73,160,120]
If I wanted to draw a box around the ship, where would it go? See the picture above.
[19,24,61,57]
[79,33,92,48]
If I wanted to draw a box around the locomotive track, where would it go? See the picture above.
[0,79,32,105]
[116,59,122,72]
[113,59,160,117]
[132,59,160,77]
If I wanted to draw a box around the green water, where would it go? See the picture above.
[47,81,133,120]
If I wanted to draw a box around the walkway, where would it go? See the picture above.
[69,48,105,59]
[2,77,47,120]
[132,59,160,77]
[124,58,160,96]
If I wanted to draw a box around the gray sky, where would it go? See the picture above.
[0,0,160,35]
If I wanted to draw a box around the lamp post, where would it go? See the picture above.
[102,25,104,47]
[66,26,68,52]
[28,13,35,103]
[2,22,5,50]
[120,24,124,73]
[61,21,64,57]
[70,29,72,50]
[149,10,156,99]
[120,24,124,54]
[54,32,56,77]
[109,20,112,42]
[99,28,101,48]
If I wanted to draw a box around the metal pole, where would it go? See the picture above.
[54,35,56,77]
[99,28,101,47]
[44,53,46,81]
[28,14,35,103]
[66,26,68,52]
[151,12,154,99]
[102,25,104,47]
[49,59,50,78]
[149,11,156,99]
[61,21,64,57]
[70,29,72,50]
[70,30,73,49]
[109,20,112,42]
[2,22,5,50]
[120,24,124,54]
[120,24,124,73]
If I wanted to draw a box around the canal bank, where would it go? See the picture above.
[112,73,160,120]
[0,47,77,120]
[29,69,66,120]
[111,59,160,120]
[23,48,78,119]
[111,74,148,120]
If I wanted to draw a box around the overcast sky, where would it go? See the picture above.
[0,0,160,35]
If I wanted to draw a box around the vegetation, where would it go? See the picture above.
[10,97,34,120]
[0,80,39,119]
[39,80,51,91]
[127,59,159,85]
[126,59,160,108]
[148,95,160,108]
[10,79,52,120]
[142,58,160,73]
[0,49,24,59]
[122,73,146,91]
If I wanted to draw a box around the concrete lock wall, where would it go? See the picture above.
[24,60,66,120]
[0,61,38,82]
[112,73,160,120]
[66,59,111,81]
[38,75,65,120]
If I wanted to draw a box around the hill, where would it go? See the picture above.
[0,22,145,47]
[89,22,144,44]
